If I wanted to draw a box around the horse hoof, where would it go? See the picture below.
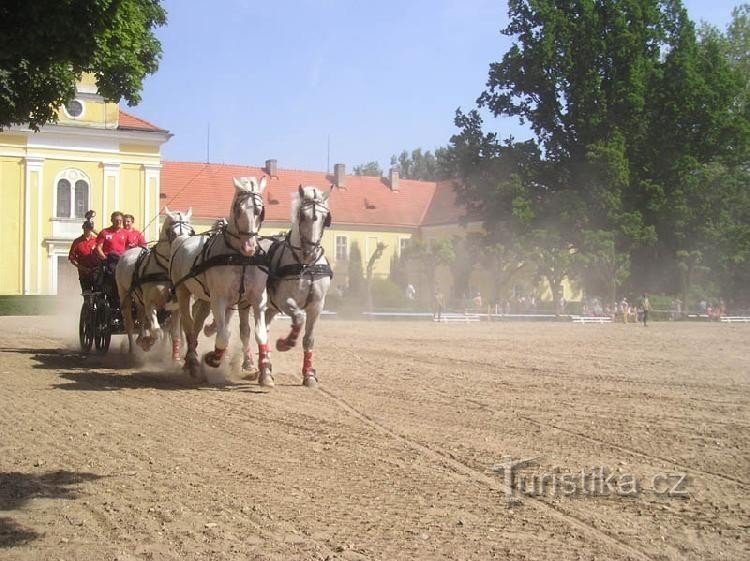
[242,369,259,381]
[203,352,222,369]
[258,369,274,388]
[183,355,199,375]
[302,374,318,388]
[276,338,294,352]
[241,357,254,371]
[204,323,218,337]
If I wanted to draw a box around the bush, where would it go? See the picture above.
[371,278,410,309]
[0,296,59,316]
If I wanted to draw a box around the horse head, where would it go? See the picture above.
[162,207,194,243]
[293,184,332,264]
[227,177,267,257]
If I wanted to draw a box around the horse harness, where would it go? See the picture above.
[128,218,196,305]
[265,233,334,312]
[171,229,270,306]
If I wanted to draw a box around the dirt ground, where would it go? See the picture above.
[0,313,747,561]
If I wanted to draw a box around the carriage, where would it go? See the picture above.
[78,261,127,353]
[77,259,168,353]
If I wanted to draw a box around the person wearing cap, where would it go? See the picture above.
[69,220,99,294]
[123,213,146,249]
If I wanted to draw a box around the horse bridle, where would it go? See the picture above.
[165,216,195,243]
[289,198,330,259]
[225,190,265,242]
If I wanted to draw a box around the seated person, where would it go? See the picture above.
[68,219,98,294]
[95,211,129,301]
[123,213,146,249]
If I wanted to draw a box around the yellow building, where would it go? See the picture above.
[0,75,171,295]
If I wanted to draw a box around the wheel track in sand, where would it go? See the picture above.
[318,381,653,561]
[336,345,748,488]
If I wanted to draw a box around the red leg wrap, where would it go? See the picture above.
[303,350,313,373]
[258,343,271,366]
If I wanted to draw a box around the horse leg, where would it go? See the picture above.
[301,304,322,388]
[203,316,218,337]
[276,297,305,352]
[169,307,182,361]
[238,306,255,374]
[177,286,200,377]
[204,298,229,368]
[142,299,160,352]
[120,289,136,354]
[254,296,273,388]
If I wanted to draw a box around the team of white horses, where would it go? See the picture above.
[114,177,333,388]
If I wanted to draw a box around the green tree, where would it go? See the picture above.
[353,161,383,177]
[0,0,166,131]
[447,0,750,306]
[390,148,451,181]
[365,242,387,312]
[348,241,364,296]
[402,238,455,301]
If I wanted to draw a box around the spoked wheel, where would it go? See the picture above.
[78,299,94,353]
[94,296,112,353]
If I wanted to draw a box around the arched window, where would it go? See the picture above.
[74,180,88,218]
[57,179,72,218]
[54,170,90,219]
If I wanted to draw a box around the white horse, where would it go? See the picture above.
[263,185,333,387]
[170,177,272,385]
[115,208,194,360]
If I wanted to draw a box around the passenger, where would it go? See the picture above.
[68,219,98,294]
[96,212,128,261]
[95,212,128,301]
[123,213,146,249]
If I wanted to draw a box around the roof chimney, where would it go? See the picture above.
[388,167,400,191]
[265,159,277,177]
[334,163,346,188]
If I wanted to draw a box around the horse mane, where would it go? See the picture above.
[290,192,302,224]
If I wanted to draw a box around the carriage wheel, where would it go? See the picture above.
[94,296,112,353]
[78,300,94,353]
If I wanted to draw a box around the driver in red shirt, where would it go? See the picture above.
[68,220,98,293]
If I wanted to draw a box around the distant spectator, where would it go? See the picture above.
[640,293,651,326]
[406,283,416,301]
[432,288,445,320]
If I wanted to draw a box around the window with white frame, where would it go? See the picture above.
[55,170,90,219]
[335,235,348,261]
[399,237,410,255]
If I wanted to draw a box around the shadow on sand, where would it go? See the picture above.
[0,346,295,394]
[0,470,104,548]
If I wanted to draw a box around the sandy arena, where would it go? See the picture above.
[0,315,747,561]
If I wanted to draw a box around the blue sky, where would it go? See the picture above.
[130,0,743,173]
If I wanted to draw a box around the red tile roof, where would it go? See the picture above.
[118,110,167,133]
[161,161,465,228]
[421,179,469,226]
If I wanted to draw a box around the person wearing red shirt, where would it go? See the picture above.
[123,213,146,249]
[68,221,98,293]
[96,211,128,260]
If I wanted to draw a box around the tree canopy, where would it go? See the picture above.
[443,0,750,308]
[0,0,166,130]
[352,161,383,177]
